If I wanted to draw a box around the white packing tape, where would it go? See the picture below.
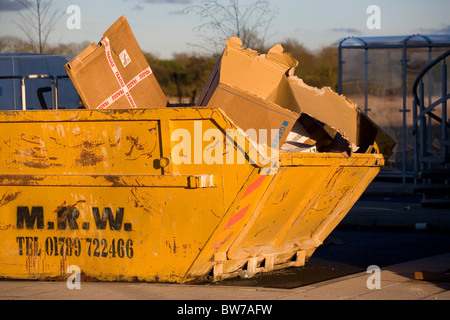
[96,37,153,110]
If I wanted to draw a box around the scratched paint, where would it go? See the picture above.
[0,192,21,207]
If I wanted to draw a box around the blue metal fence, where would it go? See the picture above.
[0,53,80,110]
[336,34,450,186]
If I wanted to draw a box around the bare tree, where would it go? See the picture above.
[15,0,63,54]
[183,0,279,54]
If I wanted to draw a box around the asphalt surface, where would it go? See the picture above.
[213,228,450,289]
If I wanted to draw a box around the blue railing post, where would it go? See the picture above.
[419,81,426,166]
[401,45,408,186]
[364,48,370,114]
[442,57,448,157]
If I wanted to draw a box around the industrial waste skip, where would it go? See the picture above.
[0,16,395,283]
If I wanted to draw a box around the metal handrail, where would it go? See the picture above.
[0,76,22,80]
[54,75,69,109]
[21,74,55,110]
[1,74,70,110]
[413,50,450,115]
[413,50,449,133]
[412,50,449,180]
[414,95,450,128]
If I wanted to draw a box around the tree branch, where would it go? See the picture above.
[184,0,279,54]
[15,0,62,53]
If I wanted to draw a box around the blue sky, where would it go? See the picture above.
[0,0,449,58]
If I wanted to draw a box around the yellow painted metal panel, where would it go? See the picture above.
[0,186,223,282]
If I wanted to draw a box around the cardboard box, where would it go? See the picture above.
[281,141,317,154]
[65,16,168,110]
[286,77,358,146]
[198,37,395,156]
[197,37,298,105]
[197,37,299,148]
[206,83,299,149]
[286,118,317,147]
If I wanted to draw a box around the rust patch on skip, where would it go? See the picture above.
[81,140,105,149]
[20,134,43,145]
[166,239,178,255]
[21,161,51,169]
[125,135,144,157]
[55,200,86,222]
[274,188,290,204]
[172,239,177,254]
[0,191,21,207]
[20,159,62,169]
[210,210,220,219]
[110,136,121,148]
[130,188,154,214]
[15,147,46,159]
[13,145,63,169]
[76,149,104,166]
[55,200,86,211]
[0,174,44,186]
[103,175,123,187]
[0,224,15,230]
[125,134,159,161]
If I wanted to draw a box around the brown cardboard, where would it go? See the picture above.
[219,38,298,100]
[197,37,299,148]
[65,16,168,110]
[281,141,317,153]
[286,120,317,146]
[357,109,396,157]
[197,37,298,106]
[207,83,299,149]
[296,114,334,150]
[197,37,395,157]
[284,77,396,155]
[286,77,359,146]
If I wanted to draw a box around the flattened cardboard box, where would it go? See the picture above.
[197,37,299,148]
[207,83,299,149]
[65,16,168,110]
[198,37,395,157]
[197,37,298,106]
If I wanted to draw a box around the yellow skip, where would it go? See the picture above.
[0,107,385,283]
